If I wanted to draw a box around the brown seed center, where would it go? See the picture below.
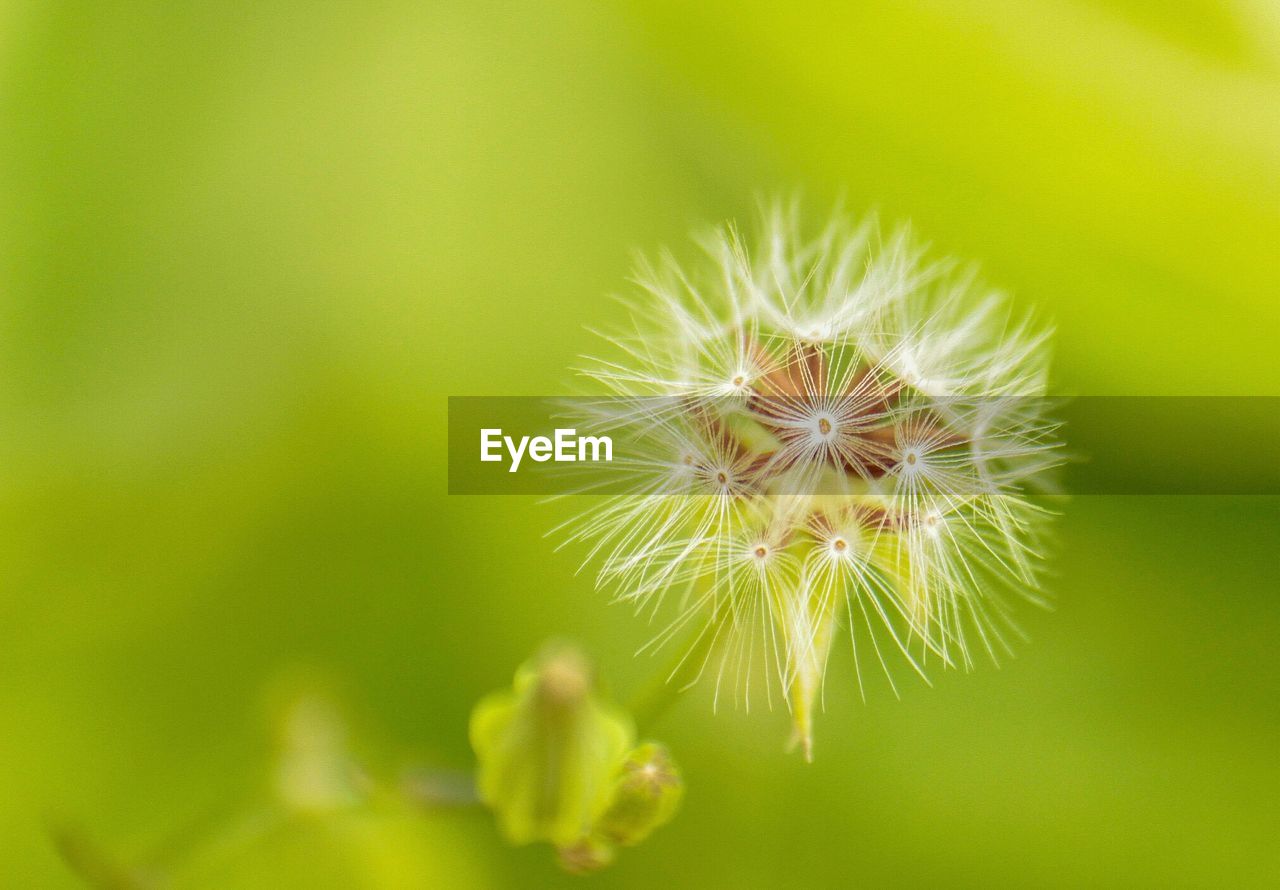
[817,417,832,436]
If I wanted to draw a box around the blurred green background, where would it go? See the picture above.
[2,0,1277,886]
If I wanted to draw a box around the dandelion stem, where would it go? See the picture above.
[628,600,731,734]
[400,767,482,808]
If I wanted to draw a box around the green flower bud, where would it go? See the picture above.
[470,644,634,849]
[273,693,367,813]
[596,743,684,847]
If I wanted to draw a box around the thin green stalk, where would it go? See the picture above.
[627,599,731,735]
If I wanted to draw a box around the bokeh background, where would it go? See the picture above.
[2,0,1278,886]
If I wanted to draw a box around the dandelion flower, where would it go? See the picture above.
[562,201,1060,758]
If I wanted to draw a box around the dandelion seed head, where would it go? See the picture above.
[563,201,1061,755]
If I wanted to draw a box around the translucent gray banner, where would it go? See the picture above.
[447,396,1280,495]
